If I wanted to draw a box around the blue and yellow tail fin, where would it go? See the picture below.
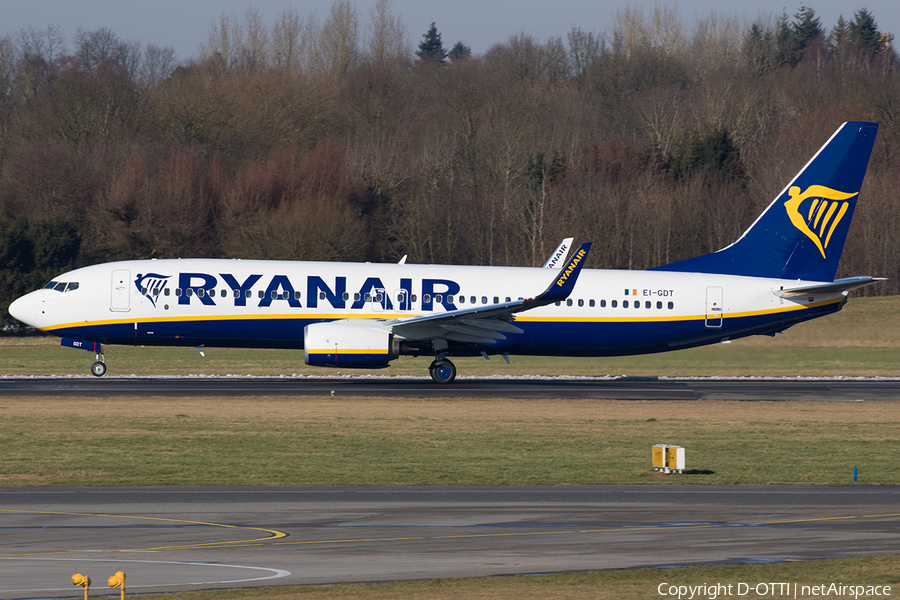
[654,122,878,281]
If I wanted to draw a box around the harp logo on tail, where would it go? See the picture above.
[784,185,858,259]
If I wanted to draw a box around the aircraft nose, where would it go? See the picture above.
[8,293,36,327]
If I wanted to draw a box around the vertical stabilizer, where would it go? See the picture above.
[654,122,878,281]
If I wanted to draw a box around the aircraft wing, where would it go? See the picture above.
[387,242,592,346]
[774,276,886,298]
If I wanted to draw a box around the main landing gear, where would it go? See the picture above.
[429,358,457,384]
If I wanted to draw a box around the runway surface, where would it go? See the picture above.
[2,375,900,400]
[2,486,899,597]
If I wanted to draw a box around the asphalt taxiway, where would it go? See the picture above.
[2,486,899,597]
[2,375,900,400]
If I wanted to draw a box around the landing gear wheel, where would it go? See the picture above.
[90,361,107,377]
[429,359,457,384]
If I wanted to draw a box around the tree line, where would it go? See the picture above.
[1,1,898,327]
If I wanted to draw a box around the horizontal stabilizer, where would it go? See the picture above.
[774,276,886,298]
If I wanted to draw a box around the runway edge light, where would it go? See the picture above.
[72,573,91,600]
[109,570,126,600]
[652,444,685,474]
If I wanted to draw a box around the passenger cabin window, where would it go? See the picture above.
[481,296,487,304]
[668,301,674,309]
[578,299,584,307]
[600,299,605,307]
[423,294,431,303]
[589,299,595,307]
[566,299,572,306]
[470,296,476,304]
[657,301,663,309]
[645,301,651,309]
[458,295,465,304]
[623,300,628,308]
[493,296,499,304]
[611,300,617,308]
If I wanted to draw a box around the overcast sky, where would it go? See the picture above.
[3,0,897,61]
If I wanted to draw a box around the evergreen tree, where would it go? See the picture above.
[777,6,823,67]
[828,15,850,61]
[416,22,447,63]
[849,9,881,60]
[793,6,823,50]
[448,41,472,61]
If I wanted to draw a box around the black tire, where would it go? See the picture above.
[90,361,107,377]
[429,359,456,384]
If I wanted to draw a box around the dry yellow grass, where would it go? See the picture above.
[2,395,897,423]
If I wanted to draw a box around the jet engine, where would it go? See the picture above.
[304,321,399,368]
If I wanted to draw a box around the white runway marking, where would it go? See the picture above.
[0,557,290,593]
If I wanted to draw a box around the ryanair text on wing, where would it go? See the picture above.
[555,248,587,287]
[784,184,857,259]
[137,272,464,311]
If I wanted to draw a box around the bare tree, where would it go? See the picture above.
[320,0,361,75]
[567,27,602,81]
[271,8,304,72]
[367,0,410,64]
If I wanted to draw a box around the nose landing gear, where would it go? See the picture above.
[61,337,107,377]
[90,354,107,377]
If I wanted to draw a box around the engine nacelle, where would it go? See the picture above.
[304,322,399,368]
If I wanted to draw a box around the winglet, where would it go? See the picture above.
[542,237,574,268]
[534,242,591,303]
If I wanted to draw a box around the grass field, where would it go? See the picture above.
[2,397,898,486]
[1,296,899,378]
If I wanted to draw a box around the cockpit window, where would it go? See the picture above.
[43,281,79,292]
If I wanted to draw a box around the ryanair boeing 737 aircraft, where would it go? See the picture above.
[8,122,883,382]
